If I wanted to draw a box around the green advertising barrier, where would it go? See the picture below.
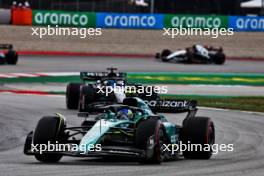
[164,14,228,29]
[33,10,96,27]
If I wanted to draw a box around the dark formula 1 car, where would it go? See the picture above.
[66,68,159,112]
[0,44,18,65]
[24,97,215,164]
[156,44,225,65]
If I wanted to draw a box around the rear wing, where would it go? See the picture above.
[80,72,127,81]
[145,99,197,113]
[207,46,223,52]
[0,44,13,50]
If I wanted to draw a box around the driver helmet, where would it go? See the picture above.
[117,109,133,120]
[106,80,116,87]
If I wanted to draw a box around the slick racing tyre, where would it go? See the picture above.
[66,83,82,109]
[5,50,18,65]
[212,52,226,65]
[135,119,167,164]
[161,49,171,62]
[155,53,160,59]
[78,84,95,112]
[182,117,215,159]
[33,116,66,162]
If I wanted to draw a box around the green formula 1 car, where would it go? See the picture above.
[24,97,215,164]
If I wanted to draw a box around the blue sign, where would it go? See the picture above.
[229,16,264,31]
[96,13,164,29]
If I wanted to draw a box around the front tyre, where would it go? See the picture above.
[182,117,215,159]
[155,53,161,59]
[33,116,66,162]
[5,50,18,65]
[135,119,166,164]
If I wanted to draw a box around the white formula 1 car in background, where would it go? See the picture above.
[156,44,225,65]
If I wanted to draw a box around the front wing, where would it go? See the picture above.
[24,145,146,159]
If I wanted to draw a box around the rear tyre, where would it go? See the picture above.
[212,52,225,65]
[135,119,166,164]
[78,84,95,112]
[182,117,215,159]
[5,50,18,65]
[33,116,66,162]
[66,83,82,109]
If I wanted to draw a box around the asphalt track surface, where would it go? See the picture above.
[0,55,264,176]
[0,93,264,176]
[0,55,263,73]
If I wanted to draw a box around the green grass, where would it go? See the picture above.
[161,94,264,112]
[1,72,263,112]
[128,72,264,86]
[0,72,264,86]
